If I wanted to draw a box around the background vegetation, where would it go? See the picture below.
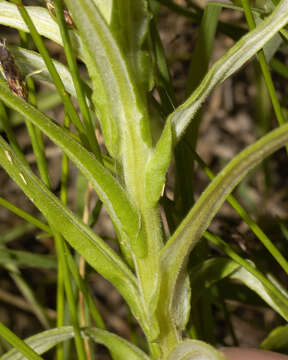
[0,0,288,359]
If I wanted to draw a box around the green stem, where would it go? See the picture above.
[0,196,51,234]
[56,256,65,360]
[18,29,51,187]
[54,233,87,360]
[0,321,44,360]
[241,0,286,130]
[66,249,105,329]
[53,0,101,159]
[11,0,87,144]
[25,78,51,187]
[56,115,70,360]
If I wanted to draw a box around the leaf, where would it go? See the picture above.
[170,0,288,140]
[1,326,150,360]
[0,135,148,332]
[0,2,62,45]
[157,121,288,345]
[0,81,140,253]
[0,249,57,268]
[93,0,113,23]
[167,340,225,360]
[144,118,172,206]
[261,324,288,350]
[65,0,162,323]
[110,0,153,92]
[0,223,35,244]
[231,265,288,321]
[1,327,75,360]
[9,46,77,98]
[66,0,151,158]
[189,258,240,305]
[84,328,150,360]
[0,2,83,55]
[6,264,50,329]
[254,13,283,63]
[185,3,221,96]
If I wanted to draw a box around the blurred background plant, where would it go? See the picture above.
[0,0,288,359]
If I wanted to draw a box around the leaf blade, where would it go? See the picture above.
[0,135,148,330]
[157,122,288,349]
[170,0,288,140]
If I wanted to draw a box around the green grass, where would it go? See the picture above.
[0,0,287,359]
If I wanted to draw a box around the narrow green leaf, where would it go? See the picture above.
[111,0,153,92]
[0,2,62,45]
[254,15,283,63]
[0,223,36,245]
[145,118,172,206]
[65,0,151,158]
[167,340,225,360]
[65,0,162,325]
[176,2,220,215]
[205,232,288,322]
[1,326,150,360]
[170,0,288,140]
[157,122,288,350]
[0,2,83,56]
[0,81,140,247]
[0,321,44,360]
[1,327,75,360]
[261,324,288,350]
[230,265,288,321]
[0,135,148,332]
[185,3,221,96]
[149,19,176,114]
[189,258,240,305]
[0,250,57,268]
[0,196,51,234]
[93,0,113,23]
[6,264,50,329]
[84,328,150,360]
[9,46,77,97]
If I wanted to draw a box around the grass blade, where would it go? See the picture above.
[0,321,44,360]
[170,0,288,141]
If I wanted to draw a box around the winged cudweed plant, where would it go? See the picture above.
[0,0,288,359]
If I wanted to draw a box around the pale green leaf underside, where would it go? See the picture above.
[1,326,150,360]
[159,121,288,340]
[93,0,113,23]
[167,340,225,360]
[9,46,77,98]
[85,328,150,360]
[231,265,288,321]
[0,2,61,45]
[0,2,83,55]
[0,135,146,325]
[1,327,74,360]
[171,0,288,140]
